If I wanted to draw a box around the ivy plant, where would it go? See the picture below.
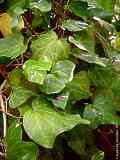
[0,0,120,159]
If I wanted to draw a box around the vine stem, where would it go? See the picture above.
[0,109,22,119]
[0,80,7,138]
[0,94,7,138]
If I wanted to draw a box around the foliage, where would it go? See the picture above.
[0,0,120,159]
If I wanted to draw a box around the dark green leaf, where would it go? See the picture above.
[83,95,120,128]
[111,74,120,104]
[73,51,107,67]
[67,71,90,100]
[68,0,91,18]
[62,19,88,32]
[69,30,95,55]
[88,64,113,88]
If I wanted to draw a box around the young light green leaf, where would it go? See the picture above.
[40,60,75,94]
[31,30,70,62]
[40,74,65,94]
[51,60,75,83]
[9,86,35,108]
[23,97,90,148]
[0,33,26,58]
[23,59,52,84]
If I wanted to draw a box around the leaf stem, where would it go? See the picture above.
[0,109,22,119]
[0,94,7,138]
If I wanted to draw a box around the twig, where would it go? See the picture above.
[0,80,7,92]
[0,95,7,138]
[0,109,22,119]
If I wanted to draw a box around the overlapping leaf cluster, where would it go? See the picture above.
[0,0,120,159]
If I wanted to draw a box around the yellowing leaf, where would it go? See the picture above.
[0,13,12,37]
[17,16,24,30]
[0,13,24,37]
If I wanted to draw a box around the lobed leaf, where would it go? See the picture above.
[0,33,26,59]
[23,97,90,148]
[23,59,52,85]
[9,86,36,108]
[40,60,75,94]
[31,30,70,62]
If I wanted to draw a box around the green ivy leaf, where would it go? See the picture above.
[62,19,88,32]
[41,74,66,94]
[70,30,95,55]
[29,0,51,12]
[7,0,26,15]
[111,74,120,104]
[82,0,115,12]
[40,60,75,94]
[0,33,26,59]
[51,60,75,83]
[5,121,38,160]
[65,125,96,157]
[23,59,52,85]
[91,150,104,160]
[23,97,90,148]
[83,95,120,128]
[88,64,113,88]
[69,36,88,52]
[9,68,25,87]
[95,0,114,12]
[18,102,32,116]
[9,86,36,108]
[72,50,107,67]
[31,30,70,62]
[67,71,90,100]
[68,0,91,18]
[8,68,39,93]
[52,91,69,110]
